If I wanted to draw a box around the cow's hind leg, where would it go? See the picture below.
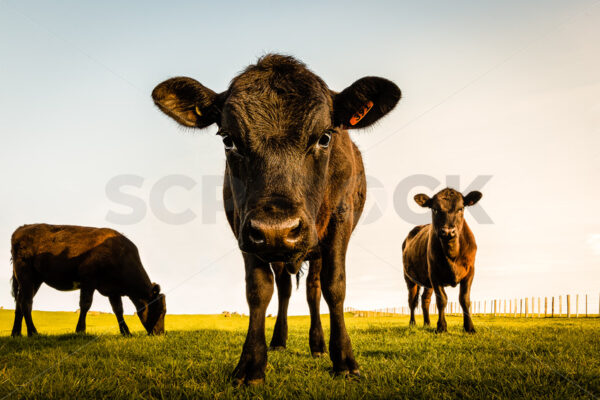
[11,272,24,337]
[233,254,274,386]
[406,280,420,326]
[307,258,326,357]
[269,262,291,350]
[76,287,94,333]
[11,301,23,337]
[20,280,41,337]
[421,287,433,327]
[459,274,475,333]
[109,295,131,336]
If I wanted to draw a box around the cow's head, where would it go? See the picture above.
[137,283,166,335]
[414,188,482,255]
[152,55,400,266]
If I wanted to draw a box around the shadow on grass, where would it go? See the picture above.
[0,332,137,354]
[354,324,439,336]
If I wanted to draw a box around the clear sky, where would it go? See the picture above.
[1,0,599,316]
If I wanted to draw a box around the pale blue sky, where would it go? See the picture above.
[1,0,599,316]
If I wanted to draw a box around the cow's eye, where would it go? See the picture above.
[318,132,331,148]
[222,134,236,151]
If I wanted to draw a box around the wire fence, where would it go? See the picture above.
[346,293,600,318]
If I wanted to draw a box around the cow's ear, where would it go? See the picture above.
[152,77,224,129]
[151,283,161,297]
[333,77,401,129]
[463,191,482,206]
[414,194,432,208]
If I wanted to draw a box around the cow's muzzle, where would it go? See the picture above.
[239,211,316,263]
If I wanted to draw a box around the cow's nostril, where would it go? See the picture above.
[284,219,302,244]
[248,221,266,245]
[289,219,301,237]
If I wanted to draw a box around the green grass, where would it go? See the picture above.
[0,310,598,399]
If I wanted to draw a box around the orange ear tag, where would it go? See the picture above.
[349,101,374,126]
[195,106,203,117]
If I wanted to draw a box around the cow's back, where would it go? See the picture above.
[402,224,431,287]
[11,224,147,294]
[12,224,122,259]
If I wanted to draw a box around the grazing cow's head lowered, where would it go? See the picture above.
[137,283,166,335]
[415,188,482,253]
[152,55,400,265]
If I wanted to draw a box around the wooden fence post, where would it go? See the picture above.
[538,297,541,318]
[544,297,547,317]
[514,298,517,317]
[552,297,555,317]
[576,295,579,318]
[559,295,562,317]
[525,298,528,318]
[585,295,588,317]
[567,295,571,318]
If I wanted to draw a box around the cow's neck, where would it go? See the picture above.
[432,227,468,276]
[127,281,153,308]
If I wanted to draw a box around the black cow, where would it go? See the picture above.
[11,224,166,336]
[152,54,400,384]
[402,188,482,333]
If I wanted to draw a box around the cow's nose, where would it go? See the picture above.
[441,227,457,238]
[248,218,302,248]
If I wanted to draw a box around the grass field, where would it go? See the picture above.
[0,309,599,399]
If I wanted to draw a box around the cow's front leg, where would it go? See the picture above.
[433,284,448,333]
[233,254,274,386]
[76,287,94,333]
[421,287,433,327]
[321,243,359,377]
[307,258,326,356]
[459,273,475,333]
[269,262,291,350]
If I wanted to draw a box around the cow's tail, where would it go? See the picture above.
[10,238,19,299]
[10,270,18,299]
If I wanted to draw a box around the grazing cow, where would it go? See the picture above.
[402,188,482,333]
[10,224,166,337]
[152,54,401,384]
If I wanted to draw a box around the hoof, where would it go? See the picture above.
[268,346,286,352]
[232,377,264,387]
[333,370,349,379]
[11,332,22,338]
[349,370,361,381]
[333,369,361,380]
[464,328,476,334]
[232,378,244,388]
[246,378,265,386]
[311,351,326,358]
